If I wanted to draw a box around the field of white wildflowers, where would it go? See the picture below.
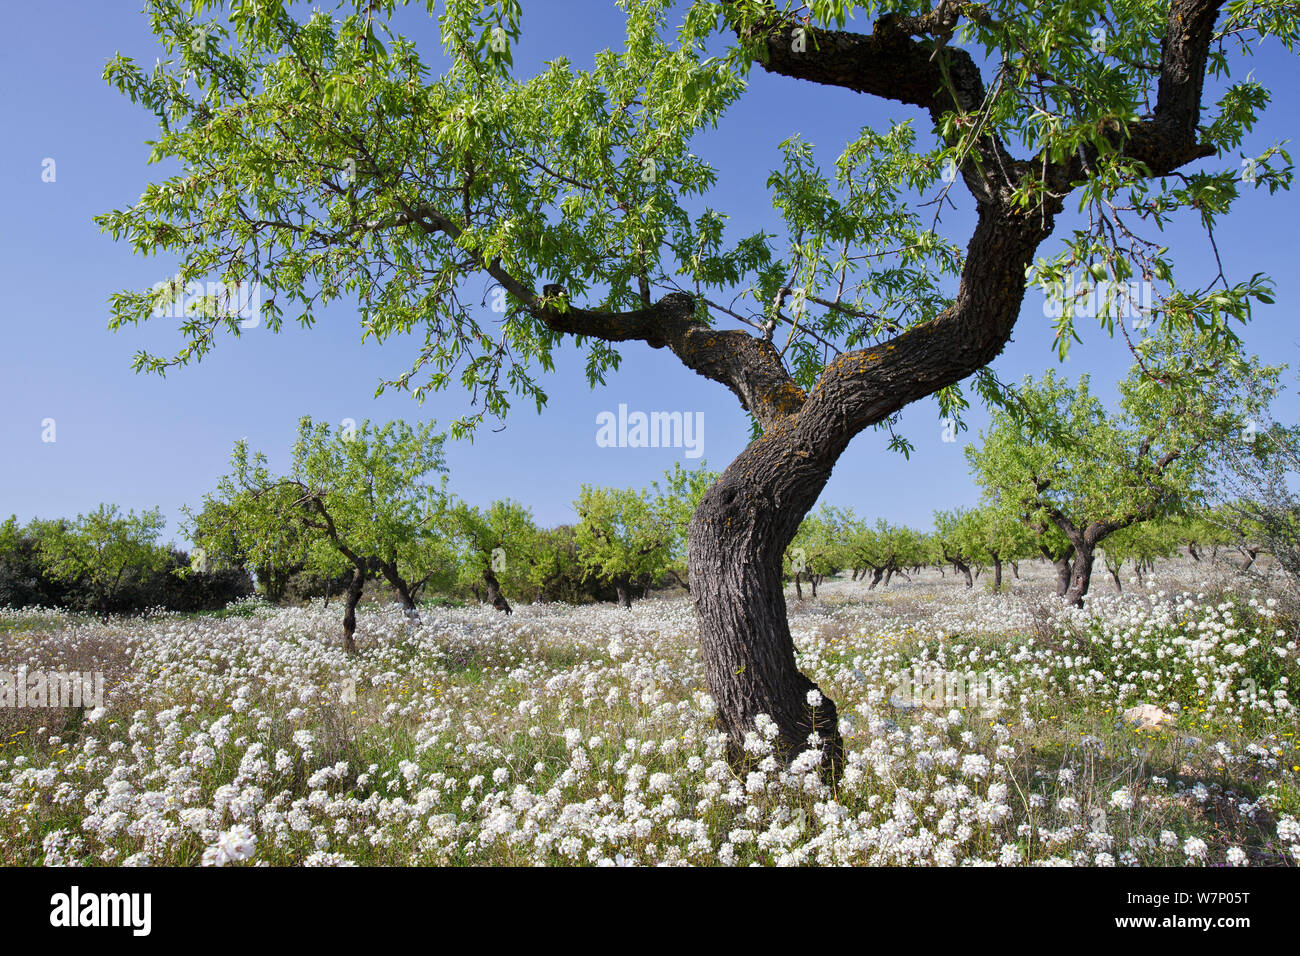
[2,559,1297,867]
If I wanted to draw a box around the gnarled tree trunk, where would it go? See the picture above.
[1053,557,1072,597]
[483,566,512,614]
[614,574,632,609]
[690,446,843,774]
[376,559,421,622]
[342,565,366,655]
[1063,543,1095,606]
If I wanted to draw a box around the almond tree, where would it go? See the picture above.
[967,339,1274,605]
[1209,386,1300,576]
[449,498,537,612]
[1098,520,1178,590]
[523,525,585,604]
[649,462,719,592]
[785,504,843,599]
[101,0,1293,768]
[197,417,448,651]
[933,507,982,587]
[185,493,310,602]
[841,515,923,589]
[968,505,1036,590]
[574,485,675,607]
[38,504,169,620]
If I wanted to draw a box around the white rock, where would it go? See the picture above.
[1123,703,1172,731]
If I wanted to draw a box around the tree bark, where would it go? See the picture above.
[614,574,632,609]
[342,565,366,655]
[376,559,421,621]
[484,567,512,614]
[690,452,843,775]
[1063,543,1095,607]
[991,554,1002,591]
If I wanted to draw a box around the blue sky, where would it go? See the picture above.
[1,1,1297,546]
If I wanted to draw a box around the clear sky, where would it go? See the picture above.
[2,1,1298,547]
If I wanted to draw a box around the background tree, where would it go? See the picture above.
[0,517,72,610]
[841,515,922,589]
[574,485,674,607]
[968,502,1037,590]
[1170,511,1228,564]
[186,493,310,602]
[933,507,984,588]
[523,524,588,604]
[39,504,169,619]
[101,0,1292,768]
[1099,520,1178,591]
[968,338,1274,605]
[198,417,448,651]
[649,463,719,592]
[1213,404,1300,578]
[450,498,538,612]
[785,504,843,599]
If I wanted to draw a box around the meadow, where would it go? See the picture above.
[2,558,1297,867]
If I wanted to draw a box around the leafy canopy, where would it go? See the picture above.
[98,1,1295,442]
[967,329,1278,541]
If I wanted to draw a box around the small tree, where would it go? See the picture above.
[574,485,674,607]
[523,525,586,604]
[0,517,72,609]
[198,417,447,652]
[1099,520,1178,591]
[186,493,310,602]
[450,499,537,612]
[649,463,719,592]
[785,505,842,599]
[1170,511,1230,564]
[841,515,922,590]
[933,508,984,588]
[39,504,169,619]
[1214,410,1300,579]
[968,339,1273,604]
[968,504,1037,590]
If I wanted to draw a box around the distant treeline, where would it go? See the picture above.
[0,514,252,616]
